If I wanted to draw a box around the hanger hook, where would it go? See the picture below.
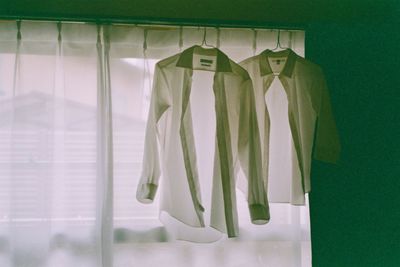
[200,27,216,48]
[272,29,283,51]
[201,27,207,46]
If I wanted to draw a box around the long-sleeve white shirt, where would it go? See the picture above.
[240,49,341,205]
[136,45,269,238]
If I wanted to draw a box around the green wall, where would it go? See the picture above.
[306,20,400,267]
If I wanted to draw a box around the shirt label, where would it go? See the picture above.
[200,58,213,67]
[268,57,287,75]
[271,59,286,65]
[193,54,217,71]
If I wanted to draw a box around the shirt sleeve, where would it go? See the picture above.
[313,69,341,163]
[136,63,170,203]
[238,79,270,224]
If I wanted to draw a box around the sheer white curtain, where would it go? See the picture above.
[0,21,113,267]
[0,21,310,267]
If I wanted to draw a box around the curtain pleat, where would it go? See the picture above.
[96,25,114,267]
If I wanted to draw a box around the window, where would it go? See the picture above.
[0,21,310,267]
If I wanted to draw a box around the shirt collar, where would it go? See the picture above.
[176,45,233,72]
[259,48,297,77]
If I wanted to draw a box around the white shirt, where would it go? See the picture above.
[240,49,341,205]
[136,45,269,239]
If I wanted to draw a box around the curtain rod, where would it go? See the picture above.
[0,15,307,31]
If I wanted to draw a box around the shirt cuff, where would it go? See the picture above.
[249,204,270,225]
[136,183,158,203]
